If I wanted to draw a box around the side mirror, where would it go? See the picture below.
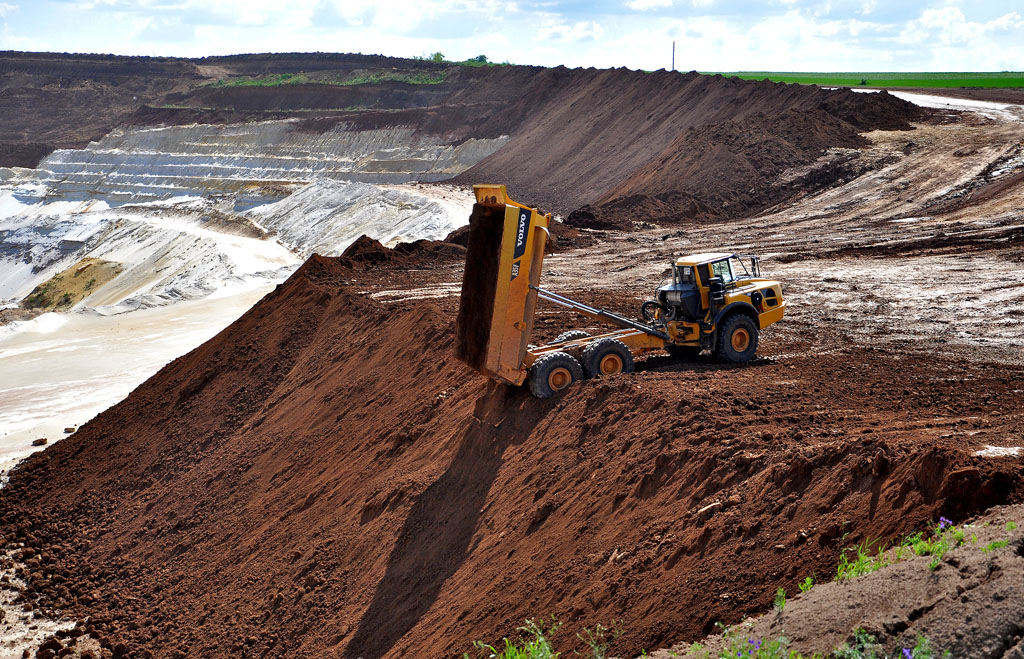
[707,276,725,294]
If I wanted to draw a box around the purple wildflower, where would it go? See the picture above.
[939,516,953,530]
[903,648,913,659]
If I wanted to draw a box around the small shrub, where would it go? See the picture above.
[981,540,1008,553]
[1007,521,1018,531]
[773,588,786,613]
[798,575,814,593]
[834,628,878,659]
[905,633,951,658]
[577,620,622,659]
[468,618,560,659]
[836,538,890,581]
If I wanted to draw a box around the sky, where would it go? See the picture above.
[0,0,1022,72]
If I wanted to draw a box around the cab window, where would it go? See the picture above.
[674,265,695,285]
[711,259,734,283]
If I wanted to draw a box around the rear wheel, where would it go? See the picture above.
[581,338,635,379]
[552,329,590,344]
[528,352,584,398]
[714,314,759,363]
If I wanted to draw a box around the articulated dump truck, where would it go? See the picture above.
[454,185,787,398]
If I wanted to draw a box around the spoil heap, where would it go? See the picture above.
[452,72,925,219]
[4,52,925,225]
[1,254,1020,658]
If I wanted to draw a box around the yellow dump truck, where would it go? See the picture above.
[455,185,786,397]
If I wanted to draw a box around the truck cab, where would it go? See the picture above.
[651,252,785,361]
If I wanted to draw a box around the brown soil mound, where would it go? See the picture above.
[0,141,55,168]
[341,234,466,268]
[3,52,925,219]
[593,109,871,223]
[565,205,631,231]
[1,254,1021,658]
[454,204,503,371]
[650,504,1024,658]
[453,71,924,215]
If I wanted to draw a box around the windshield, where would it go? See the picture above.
[710,259,734,283]
[730,257,752,279]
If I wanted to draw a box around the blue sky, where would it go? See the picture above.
[0,1,1021,71]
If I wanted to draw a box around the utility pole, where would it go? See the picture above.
[672,41,675,71]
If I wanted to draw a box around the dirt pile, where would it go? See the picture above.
[650,504,1024,658]
[0,53,202,165]
[1,253,1021,658]
[454,204,504,371]
[453,70,925,217]
[594,108,871,223]
[340,234,466,268]
[4,52,925,220]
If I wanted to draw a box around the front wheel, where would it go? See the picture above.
[528,352,584,398]
[714,314,759,363]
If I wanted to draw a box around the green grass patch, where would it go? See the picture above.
[981,539,1009,553]
[207,70,447,89]
[679,624,949,658]
[701,71,1024,89]
[465,618,620,659]
[213,72,311,87]
[338,71,447,86]
[836,518,969,578]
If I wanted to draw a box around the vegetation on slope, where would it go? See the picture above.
[706,71,1024,88]
[21,258,122,310]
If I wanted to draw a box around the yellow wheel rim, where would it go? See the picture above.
[548,367,572,390]
[599,354,623,376]
[731,327,751,352]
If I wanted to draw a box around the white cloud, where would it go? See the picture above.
[538,18,604,42]
[2,0,1022,72]
[900,7,1024,46]
[626,0,672,9]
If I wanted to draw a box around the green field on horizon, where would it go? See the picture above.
[705,71,1024,88]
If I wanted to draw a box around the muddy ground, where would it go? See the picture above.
[0,93,1022,659]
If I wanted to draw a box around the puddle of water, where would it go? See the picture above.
[975,445,1022,458]
[0,285,273,464]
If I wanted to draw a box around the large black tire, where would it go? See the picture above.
[552,330,591,344]
[581,338,635,379]
[666,344,702,360]
[528,352,584,398]
[714,314,759,363]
